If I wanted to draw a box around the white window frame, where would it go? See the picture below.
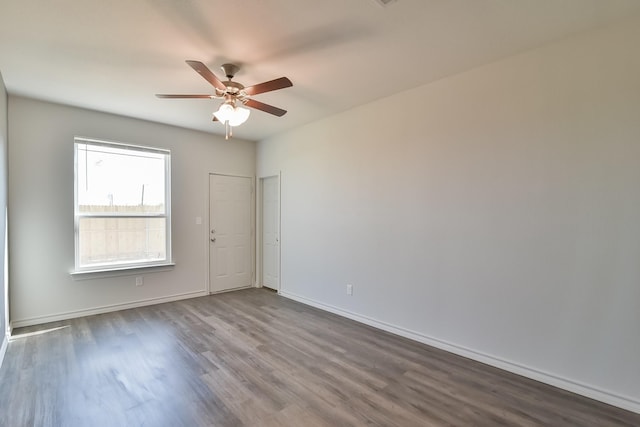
[73,137,172,273]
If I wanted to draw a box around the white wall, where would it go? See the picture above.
[8,97,255,326]
[0,72,8,365]
[258,16,640,411]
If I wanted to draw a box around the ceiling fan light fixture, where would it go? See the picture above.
[213,102,235,122]
[214,102,251,127]
[229,106,250,126]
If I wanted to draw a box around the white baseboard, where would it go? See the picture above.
[11,290,208,329]
[0,334,7,370]
[280,290,640,415]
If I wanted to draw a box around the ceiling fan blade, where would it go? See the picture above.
[244,99,287,117]
[212,115,219,122]
[156,94,214,99]
[243,77,292,96]
[185,60,227,91]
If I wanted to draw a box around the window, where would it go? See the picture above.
[74,138,171,272]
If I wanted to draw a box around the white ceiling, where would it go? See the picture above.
[2,0,640,142]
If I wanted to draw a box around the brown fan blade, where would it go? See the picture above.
[212,115,219,122]
[156,94,215,99]
[244,99,287,117]
[185,60,226,91]
[243,77,292,96]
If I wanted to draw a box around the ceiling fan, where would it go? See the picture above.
[156,60,293,139]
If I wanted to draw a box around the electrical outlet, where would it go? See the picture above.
[135,276,143,287]
[347,284,353,296]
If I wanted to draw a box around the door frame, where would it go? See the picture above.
[207,172,256,294]
[257,173,281,292]
[3,208,9,339]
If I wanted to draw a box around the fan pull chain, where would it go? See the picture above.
[225,121,232,140]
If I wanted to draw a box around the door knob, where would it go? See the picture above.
[211,237,216,242]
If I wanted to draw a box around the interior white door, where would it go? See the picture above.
[261,176,280,290]
[209,174,252,293]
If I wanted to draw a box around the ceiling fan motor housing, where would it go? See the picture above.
[222,80,244,95]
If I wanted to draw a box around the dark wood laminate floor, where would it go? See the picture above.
[1,289,638,427]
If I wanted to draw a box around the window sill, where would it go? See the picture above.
[70,262,176,280]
